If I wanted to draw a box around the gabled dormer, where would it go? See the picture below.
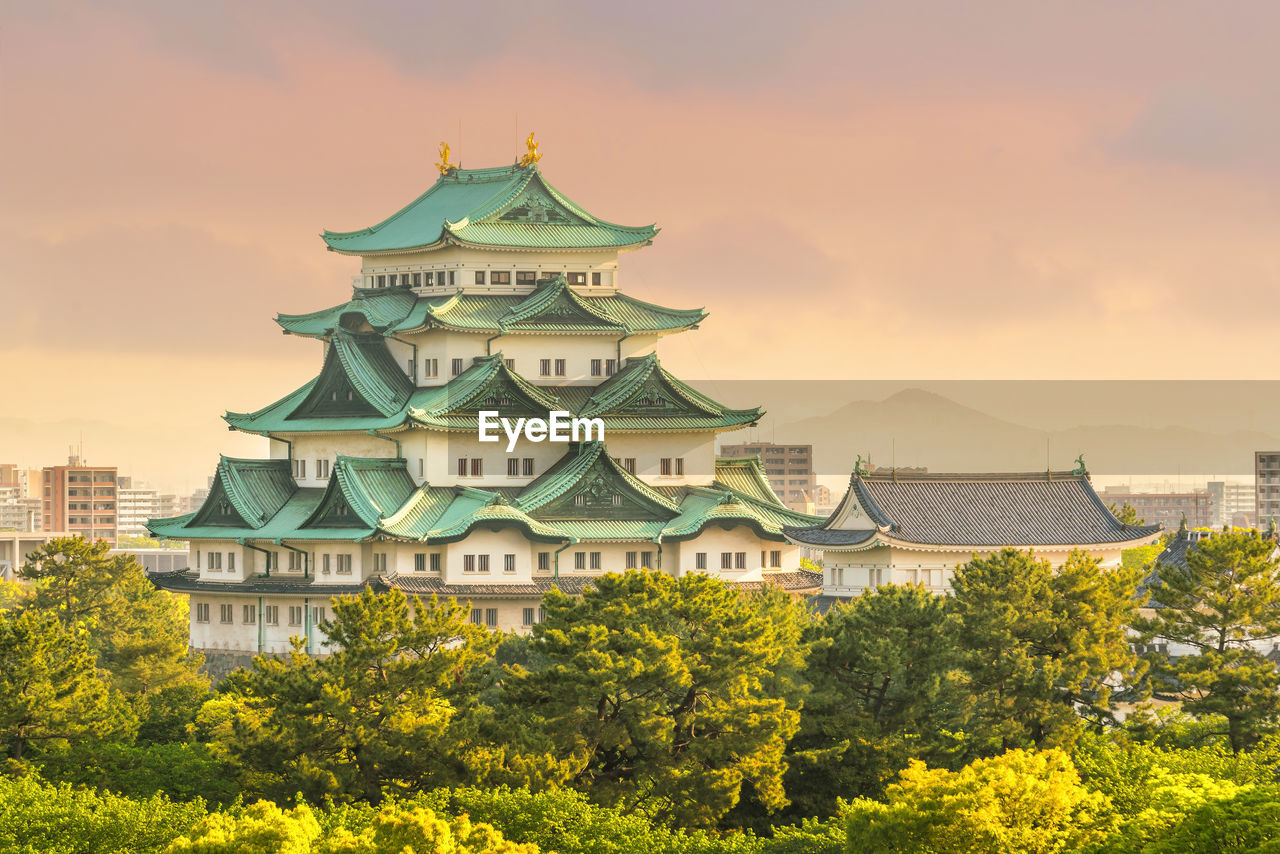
[288,329,413,420]
[410,354,560,430]
[189,457,297,529]
[499,276,626,333]
[578,353,763,432]
[302,456,416,530]
[515,442,681,521]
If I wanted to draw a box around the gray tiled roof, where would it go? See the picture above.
[734,569,823,592]
[787,470,1163,548]
[148,569,385,596]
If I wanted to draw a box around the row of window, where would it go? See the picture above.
[453,456,683,478]
[465,606,549,629]
[461,554,519,573]
[371,270,607,289]
[195,603,326,626]
[413,357,620,383]
[292,459,332,479]
[199,550,341,575]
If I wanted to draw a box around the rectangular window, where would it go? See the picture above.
[243,604,256,624]
[517,271,537,285]
[522,458,534,476]
[623,458,636,474]
[589,551,601,570]
[412,272,422,287]
[474,270,486,284]
[451,358,464,376]
[566,272,586,285]
[485,608,499,628]
[195,603,209,622]
[336,554,352,575]
[504,553,516,573]
[470,608,483,625]
[574,552,586,570]
[296,459,307,479]
[505,358,515,371]
[770,550,782,568]
[591,359,603,377]
[660,458,673,476]
[592,271,602,286]
[458,457,468,476]
[695,552,707,570]
[523,607,535,626]
[675,458,685,476]
[373,553,387,573]
[721,552,733,570]
[399,273,409,286]
[490,271,511,285]
[539,359,551,376]
[641,551,653,569]
[471,458,483,477]
[312,606,326,625]
[626,551,637,569]
[407,358,416,380]
[265,605,279,625]
[463,555,476,573]
[448,270,455,286]
[318,459,330,479]
[228,553,236,571]
[477,554,490,573]
[424,358,439,378]
[322,554,331,574]
[376,274,386,287]
[418,458,424,477]
[537,552,550,571]
[436,271,446,287]
[430,553,441,572]
[288,606,303,626]
[735,552,747,570]
[554,359,566,377]
[220,604,233,623]
[414,553,426,572]
[508,458,520,476]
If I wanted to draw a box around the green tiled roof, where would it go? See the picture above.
[321,165,658,255]
[149,488,370,542]
[577,353,763,432]
[188,457,297,529]
[303,456,417,530]
[713,455,785,507]
[515,442,681,520]
[662,487,821,543]
[408,353,561,431]
[276,280,705,338]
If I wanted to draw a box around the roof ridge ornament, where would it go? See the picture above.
[1073,454,1087,476]
[436,141,458,176]
[518,132,542,168]
[854,454,868,477]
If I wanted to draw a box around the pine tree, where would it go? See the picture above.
[1136,529,1280,751]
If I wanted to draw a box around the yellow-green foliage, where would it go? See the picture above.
[317,803,537,853]
[844,749,1114,854]
[166,801,320,854]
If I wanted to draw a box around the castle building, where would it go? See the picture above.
[785,466,1163,606]
[148,145,822,656]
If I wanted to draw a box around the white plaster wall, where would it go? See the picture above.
[284,435,397,486]
[674,526,796,578]
[357,247,624,294]
[442,528,537,584]
[604,433,718,486]
[400,431,570,487]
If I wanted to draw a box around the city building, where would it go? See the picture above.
[719,443,817,511]
[116,477,162,540]
[784,466,1163,604]
[148,145,823,659]
[1257,452,1280,526]
[0,487,42,532]
[1206,480,1256,528]
[0,530,71,581]
[42,456,117,546]
[1098,486,1212,530]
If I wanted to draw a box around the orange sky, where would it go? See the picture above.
[2,1,1278,491]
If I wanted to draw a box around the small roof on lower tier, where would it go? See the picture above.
[149,453,823,546]
[147,568,821,598]
[785,469,1163,551]
[276,277,705,338]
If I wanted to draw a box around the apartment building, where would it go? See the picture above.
[42,456,118,546]
[1098,486,1212,530]
[1257,452,1280,527]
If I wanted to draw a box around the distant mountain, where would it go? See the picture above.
[778,388,1278,476]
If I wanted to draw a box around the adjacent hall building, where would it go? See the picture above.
[784,464,1163,606]
[148,143,822,658]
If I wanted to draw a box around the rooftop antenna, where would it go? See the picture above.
[514,111,518,163]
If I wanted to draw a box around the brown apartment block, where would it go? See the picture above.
[1098,486,1212,531]
[42,457,118,545]
[1258,451,1280,526]
[720,442,817,511]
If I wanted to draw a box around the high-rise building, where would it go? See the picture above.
[1097,486,1212,530]
[42,456,118,545]
[1258,452,1280,526]
[117,479,162,540]
[0,487,41,532]
[1206,480,1256,527]
[148,145,823,659]
[719,443,816,511]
